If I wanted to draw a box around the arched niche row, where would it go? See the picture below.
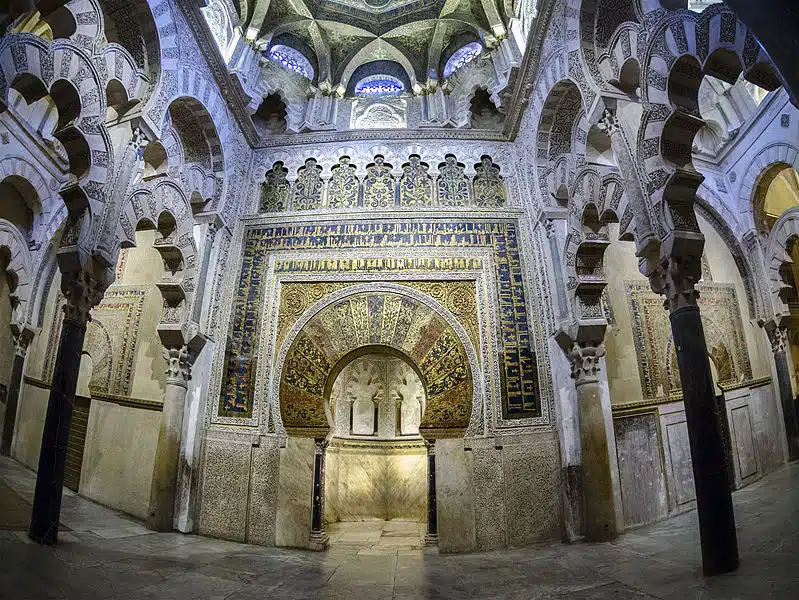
[257,154,506,213]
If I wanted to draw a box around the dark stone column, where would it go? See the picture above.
[652,260,739,576]
[425,440,438,546]
[767,327,799,460]
[309,438,329,551]
[1,328,34,456]
[29,271,102,544]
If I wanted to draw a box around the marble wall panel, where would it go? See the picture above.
[436,438,476,553]
[11,383,48,469]
[471,445,506,550]
[247,437,281,545]
[748,384,786,475]
[198,437,251,542]
[658,403,696,511]
[613,412,668,528]
[729,402,758,482]
[325,442,427,522]
[501,433,562,546]
[79,400,160,520]
[275,437,314,548]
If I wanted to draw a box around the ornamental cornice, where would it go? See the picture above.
[253,126,508,148]
[178,0,260,147]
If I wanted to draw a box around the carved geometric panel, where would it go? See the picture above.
[626,281,752,400]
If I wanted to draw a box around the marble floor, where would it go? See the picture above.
[326,520,426,553]
[0,456,797,599]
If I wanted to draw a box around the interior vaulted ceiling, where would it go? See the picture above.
[241,0,507,88]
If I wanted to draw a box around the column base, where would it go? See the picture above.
[309,530,329,551]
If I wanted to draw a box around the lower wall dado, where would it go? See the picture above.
[613,379,786,530]
[196,430,562,552]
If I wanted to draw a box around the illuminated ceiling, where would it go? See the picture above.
[232,0,510,89]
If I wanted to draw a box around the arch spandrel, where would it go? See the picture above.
[277,287,474,440]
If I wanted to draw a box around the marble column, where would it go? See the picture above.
[0,327,33,456]
[147,345,195,531]
[568,342,617,542]
[309,438,329,551]
[191,222,218,324]
[651,258,739,576]
[29,271,103,544]
[767,326,799,460]
[425,440,438,547]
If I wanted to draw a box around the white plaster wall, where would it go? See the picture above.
[78,401,160,519]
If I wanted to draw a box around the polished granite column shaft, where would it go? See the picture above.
[569,343,617,542]
[309,438,329,550]
[147,346,193,531]
[769,328,799,460]
[425,440,438,546]
[1,329,33,456]
[29,299,91,544]
[670,303,739,575]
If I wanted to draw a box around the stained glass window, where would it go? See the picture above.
[355,75,404,96]
[444,42,483,78]
[268,45,313,80]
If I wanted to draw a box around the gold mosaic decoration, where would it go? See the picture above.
[279,289,472,438]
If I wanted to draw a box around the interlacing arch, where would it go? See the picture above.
[563,168,632,322]
[161,96,226,209]
[765,208,799,322]
[536,79,590,207]
[116,180,199,331]
[637,4,781,229]
[575,0,642,90]
[0,35,112,241]
[0,156,61,250]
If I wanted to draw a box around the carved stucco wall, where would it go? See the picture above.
[603,213,773,407]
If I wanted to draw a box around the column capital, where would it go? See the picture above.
[765,322,789,354]
[567,341,605,385]
[61,269,107,326]
[648,254,701,312]
[424,438,436,455]
[314,438,329,455]
[162,345,196,388]
[11,323,36,358]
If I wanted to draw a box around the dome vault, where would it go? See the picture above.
[243,0,506,90]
